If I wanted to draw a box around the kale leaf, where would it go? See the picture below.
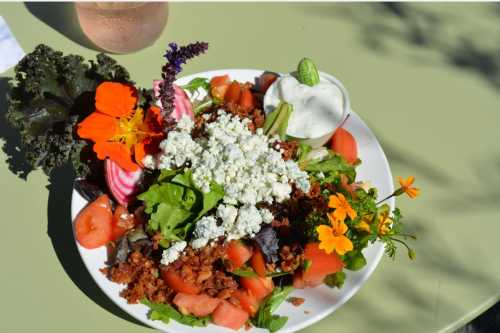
[6,44,131,177]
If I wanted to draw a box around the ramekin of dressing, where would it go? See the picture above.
[263,71,350,148]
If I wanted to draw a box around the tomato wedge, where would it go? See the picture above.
[250,247,267,278]
[331,127,358,165]
[74,194,113,249]
[240,276,273,300]
[302,243,344,285]
[233,289,260,316]
[210,75,230,101]
[173,293,220,317]
[239,87,255,111]
[212,300,249,330]
[110,205,136,241]
[161,269,200,295]
[224,81,242,104]
[226,240,252,270]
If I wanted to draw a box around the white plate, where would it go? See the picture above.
[71,69,395,333]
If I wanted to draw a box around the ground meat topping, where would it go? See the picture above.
[102,250,174,304]
[167,242,238,299]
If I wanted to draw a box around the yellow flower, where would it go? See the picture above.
[356,214,374,233]
[328,193,357,222]
[398,176,420,199]
[317,219,353,255]
[377,209,393,235]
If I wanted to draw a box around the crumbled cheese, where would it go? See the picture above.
[191,216,224,249]
[160,241,187,265]
[259,208,274,224]
[155,111,310,203]
[228,204,263,240]
[151,111,311,245]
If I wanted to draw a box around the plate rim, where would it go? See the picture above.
[70,68,394,333]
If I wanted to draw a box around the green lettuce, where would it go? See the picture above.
[304,151,356,184]
[252,286,294,333]
[138,170,224,241]
[141,299,210,327]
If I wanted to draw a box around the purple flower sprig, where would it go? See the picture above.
[159,42,209,119]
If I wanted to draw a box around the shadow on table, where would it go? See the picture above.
[24,2,102,51]
[0,79,146,328]
[301,2,500,93]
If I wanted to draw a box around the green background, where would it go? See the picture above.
[1,2,499,333]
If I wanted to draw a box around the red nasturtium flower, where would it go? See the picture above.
[77,82,165,171]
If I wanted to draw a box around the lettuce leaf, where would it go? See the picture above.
[252,286,294,333]
[304,152,356,183]
[141,299,210,327]
[138,170,224,241]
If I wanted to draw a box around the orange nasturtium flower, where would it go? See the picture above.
[328,192,357,222]
[77,82,165,171]
[397,176,420,199]
[317,217,353,255]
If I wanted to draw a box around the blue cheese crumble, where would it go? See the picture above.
[149,110,311,249]
[160,241,187,265]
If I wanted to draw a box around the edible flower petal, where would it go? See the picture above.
[317,221,353,256]
[95,82,137,117]
[398,176,420,199]
[77,112,117,142]
[327,192,357,222]
[77,82,165,171]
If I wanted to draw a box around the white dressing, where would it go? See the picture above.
[264,74,346,139]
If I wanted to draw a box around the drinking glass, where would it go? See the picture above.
[75,2,169,54]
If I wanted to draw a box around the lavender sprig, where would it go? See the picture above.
[159,42,209,119]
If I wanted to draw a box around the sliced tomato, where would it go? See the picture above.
[239,87,255,111]
[250,247,267,278]
[240,276,274,301]
[331,127,358,165]
[111,205,136,241]
[74,194,113,249]
[302,243,344,285]
[224,81,242,104]
[233,289,260,316]
[212,300,249,330]
[226,240,253,270]
[161,269,200,295]
[210,75,230,101]
[173,293,221,317]
[258,72,279,93]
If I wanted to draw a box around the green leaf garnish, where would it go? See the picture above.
[252,286,294,333]
[141,299,210,327]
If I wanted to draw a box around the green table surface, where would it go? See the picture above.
[1,2,499,333]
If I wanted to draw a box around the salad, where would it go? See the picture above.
[6,42,419,332]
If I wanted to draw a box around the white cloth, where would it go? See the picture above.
[0,16,24,73]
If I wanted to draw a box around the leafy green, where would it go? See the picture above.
[231,266,290,278]
[343,251,367,271]
[141,299,210,327]
[324,271,346,289]
[231,266,258,277]
[296,143,312,165]
[252,286,294,333]
[180,77,210,94]
[6,44,132,177]
[138,170,224,241]
[303,152,356,183]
